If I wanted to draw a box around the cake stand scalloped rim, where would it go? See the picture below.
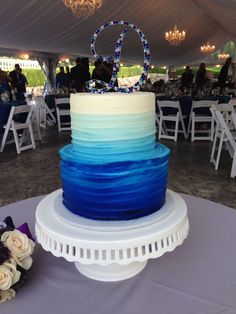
[35,189,189,269]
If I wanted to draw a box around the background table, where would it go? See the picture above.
[156,95,230,115]
[0,100,26,136]
[1,194,236,314]
[156,95,231,129]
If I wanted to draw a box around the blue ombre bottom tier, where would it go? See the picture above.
[60,143,170,220]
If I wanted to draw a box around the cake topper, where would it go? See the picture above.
[86,20,150,93]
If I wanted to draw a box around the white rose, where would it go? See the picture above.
[0,259,20,290]
[1,230,35,270]
[0,288,16,304]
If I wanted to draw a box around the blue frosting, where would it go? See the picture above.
[71,112,155,142]
[60,142,170,220]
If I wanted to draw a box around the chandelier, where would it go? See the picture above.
[63,0,103,17]
[218,52,229,61]
[200,41,215,54]
[165,25,186,46]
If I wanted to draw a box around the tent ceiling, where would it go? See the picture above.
[0,0,235,65]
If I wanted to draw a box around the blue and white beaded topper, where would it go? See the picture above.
[86,20,151,94]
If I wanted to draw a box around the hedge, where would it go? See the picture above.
[21,69,45,87]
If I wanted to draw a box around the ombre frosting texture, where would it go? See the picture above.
[60,93,170,220]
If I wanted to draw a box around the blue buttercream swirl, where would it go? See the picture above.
[60,142,170,220]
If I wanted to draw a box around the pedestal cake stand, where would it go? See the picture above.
[35,189,189,282]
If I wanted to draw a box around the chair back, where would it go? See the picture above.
[7,105,32,125]
[212,103,234,112]
[212,103,235,127]
[14,104,31,114]
[157,100,180,110]
[192,100,216,109]
[55,98,70,105]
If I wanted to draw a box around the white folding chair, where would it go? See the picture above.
[210,106,236,178]
[35,96,56,129]
[216,101,235,129]
[157,100,187,142]
[187,100,216,141]
[0,105,36,154]
[26,99,42,141]
[55,98,71,132]
[210,103,236,171]
[215,110,236,178]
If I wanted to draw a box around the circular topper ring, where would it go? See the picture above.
[86,20,151,94]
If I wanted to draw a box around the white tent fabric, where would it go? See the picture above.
[0,0,235,65]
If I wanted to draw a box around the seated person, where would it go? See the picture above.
[153,79,165,93]
[0,68,11,96]
[140,78,153,91]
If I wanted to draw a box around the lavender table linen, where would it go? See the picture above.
[0,194,236,314]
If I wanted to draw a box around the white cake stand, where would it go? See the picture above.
[35,189,189,282]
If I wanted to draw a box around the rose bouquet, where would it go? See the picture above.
[0,217,35,304]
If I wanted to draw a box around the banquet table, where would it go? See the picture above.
[0,100,26,135]
[1,194,236,314]
[156,95,230,117]
[156,95,231,130]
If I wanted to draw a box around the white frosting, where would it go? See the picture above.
[70,92,155,115]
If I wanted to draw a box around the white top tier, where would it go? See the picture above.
[70,92,155,115]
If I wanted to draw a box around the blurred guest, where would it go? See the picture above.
[64,66,71,89]
[91,60,103,88]
[9,64,26,100]
[18,68,28,93]
[231,62,236,87]
[181,65,194,89]
[218,57,232,93]
[153,79,165,93]
[71,57,91,92]
[0,68,11,96]
[9,63,20,90]
[196,63,208,90]
[168,65,178,80]
[92,61,117,89]
[140,78,153,92]
[55,66,66,89]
